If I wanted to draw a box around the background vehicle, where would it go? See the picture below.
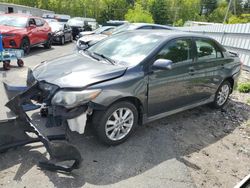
[43,13,70,23]
[103,20,129,27]
[49,22,72,45]
[76,23,172,50]
[27,31,241,145]
[67,17,98,40]
[77,26,115,39]
[0,14,52,54]
[44,18,58,23]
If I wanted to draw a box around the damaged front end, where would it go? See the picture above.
[0,82,84,172]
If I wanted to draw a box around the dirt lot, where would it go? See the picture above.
[0,44,249,188]
[184,90,250,187]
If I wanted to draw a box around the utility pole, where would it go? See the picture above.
[233,0,237,15]
[223,0,233,24]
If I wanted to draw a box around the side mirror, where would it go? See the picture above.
[153,59,173,70]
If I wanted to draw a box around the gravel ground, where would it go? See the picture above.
[0,44,249,188]
[184,70,250,188]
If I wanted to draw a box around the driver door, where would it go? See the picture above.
[27,18,39,45]
[148,38,198,117]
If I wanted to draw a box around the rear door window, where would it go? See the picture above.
[195,39,223,60]
[139,26,153,29]
[156,38,193,64]
[152,26,168,30]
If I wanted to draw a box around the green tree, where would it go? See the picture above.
[200,0,217,15]
[228,13,250,24]
[125,2,154,23]
[150,0,170,24]
[98,0,129,23]
[208,0,230,22]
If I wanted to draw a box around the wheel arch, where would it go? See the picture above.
[92,96,144,125]
[20,35,30,47]
[224,77,234,93]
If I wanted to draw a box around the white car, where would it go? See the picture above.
[76,26,115,39]
[76,23,173,50]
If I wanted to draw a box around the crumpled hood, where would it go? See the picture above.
[0,25,24,33]
[79,31,94,36]
[79,34,108,43]
[33,52,127,88]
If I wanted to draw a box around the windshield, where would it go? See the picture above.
[0,15,27,28]
[67,18,84,26]
[112,24,137,35]
[94,27,112,34]
[88,32,163,66]
[49,22,63,32]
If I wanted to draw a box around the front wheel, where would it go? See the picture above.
[92,101,138,145]
[212,81,231,108]
[20,38,30,55]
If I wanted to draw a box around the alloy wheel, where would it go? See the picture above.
[216,84,230,106]
[21,39,30,55]
[105,108,134,141]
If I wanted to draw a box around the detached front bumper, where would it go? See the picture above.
[0,83,83,172]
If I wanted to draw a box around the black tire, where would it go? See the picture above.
[60,36,65,45]
[17,59,24,67]
[44,34,52,49]
[211,80,232,109]
[92,101,138,145]
[20,37,30,55]
[3,60,11,70]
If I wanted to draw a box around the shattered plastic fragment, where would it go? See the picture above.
[0,83,82,172]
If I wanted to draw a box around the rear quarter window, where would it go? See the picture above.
[195,39,223,60]
[35,18,44,27]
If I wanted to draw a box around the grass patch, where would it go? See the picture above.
[238,82,250,93]
[247,98,250,104]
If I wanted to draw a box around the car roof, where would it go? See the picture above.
[3,13,42,19]
[130,23,172,29]
[125,29,213,40]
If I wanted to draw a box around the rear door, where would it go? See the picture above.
[34,18,46,43]
[148,38,199,117]
[64,24,72,41]
[191,38,226,99]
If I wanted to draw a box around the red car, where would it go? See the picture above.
[0,14,52,54]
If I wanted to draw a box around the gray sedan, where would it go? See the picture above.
[10,30,242,145]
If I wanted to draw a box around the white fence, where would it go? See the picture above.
[178,23,250,69]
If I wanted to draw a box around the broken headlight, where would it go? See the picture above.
[51,89,102,109]
[39,82,59,101]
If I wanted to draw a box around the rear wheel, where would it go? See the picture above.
[3,60,11,70]
[212,81,231,108]
[92,101,138,145]
[20,38,30,55]
[17,59,24,67]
